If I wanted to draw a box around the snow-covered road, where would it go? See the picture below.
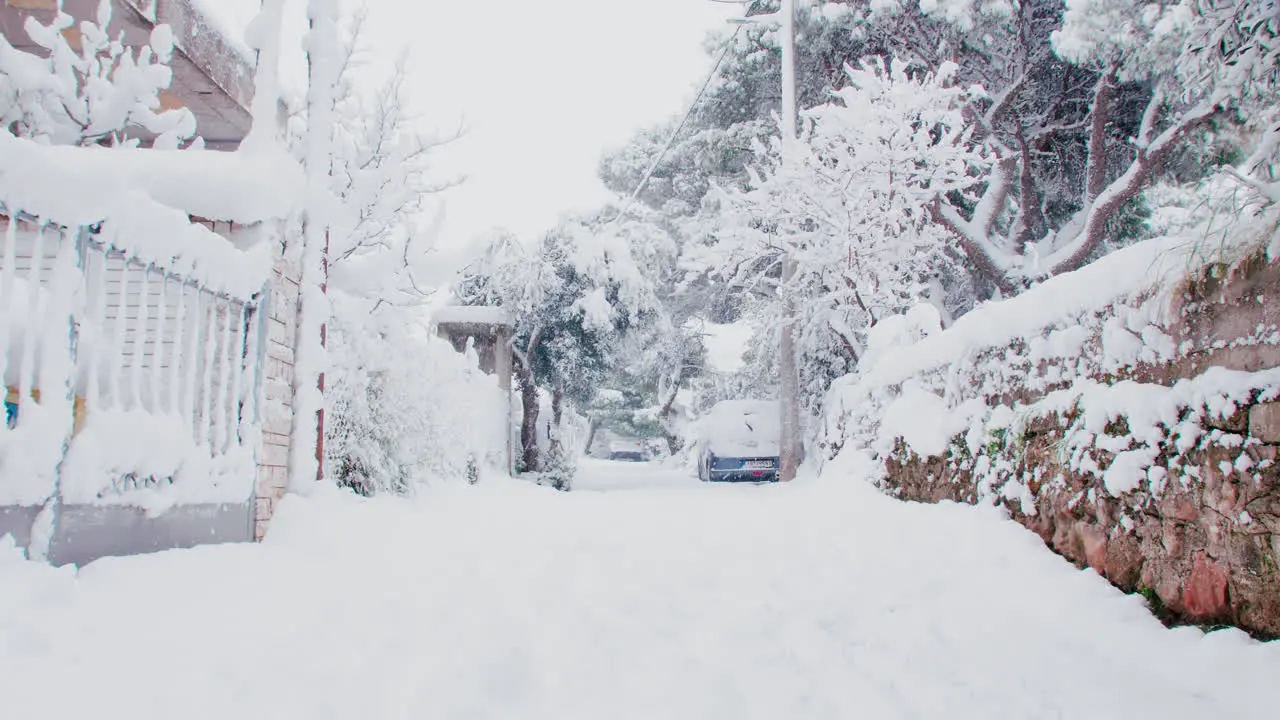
[2,460,1278,719]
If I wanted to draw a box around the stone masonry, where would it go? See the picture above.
[255,251,301,541]
[873,252,1280,638]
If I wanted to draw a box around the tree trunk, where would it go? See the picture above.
[584,415,600,457]
[1084,71,1117,204]
[516,365,540,472]
[657,383,683,456]
[550,386,565,456]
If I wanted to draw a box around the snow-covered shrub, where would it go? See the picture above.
[324,298,506,495]
[0,0,197,148]
[531,443,576,492]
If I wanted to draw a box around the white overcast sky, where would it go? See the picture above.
[207,0,738,248]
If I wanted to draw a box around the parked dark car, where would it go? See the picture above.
[607,436,650,463]
[696,400,780,483]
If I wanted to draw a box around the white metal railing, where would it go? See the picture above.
[0,206,267,513]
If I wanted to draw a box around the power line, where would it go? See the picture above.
[609,24,744,225]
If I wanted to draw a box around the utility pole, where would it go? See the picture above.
[776,0,802,483]
[724,0,802,481]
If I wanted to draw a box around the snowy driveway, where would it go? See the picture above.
[2,460,1278,719]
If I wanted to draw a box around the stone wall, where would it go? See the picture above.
[856,251,1280,638]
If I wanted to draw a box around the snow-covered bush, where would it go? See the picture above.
[324,299,506,494]
[0,0,197,148]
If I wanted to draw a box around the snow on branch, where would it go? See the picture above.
[0,0,196,148]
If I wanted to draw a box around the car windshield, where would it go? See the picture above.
[702,400,781,458]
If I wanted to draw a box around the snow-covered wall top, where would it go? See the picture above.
[823,192,1280,485]
[433,305,515,329]
[852,235,1187,395]
[0,133,304,225]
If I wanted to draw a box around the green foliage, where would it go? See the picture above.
[986,434,1005,458]
[535,444,577,492]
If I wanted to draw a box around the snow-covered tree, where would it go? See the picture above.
[691,57,987,411]
[456,216,664,472]
[895,0,1280,291]
[0,0,196,148]
[313,12,470,494]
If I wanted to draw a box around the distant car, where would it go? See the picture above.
[696,399,780,483]
[608,437,650,463]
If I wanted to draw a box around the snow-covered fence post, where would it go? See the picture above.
[110,263,130,409]
[0,218,15,431]
[27,222,86,561]
[130,267,150,411]
[290,0,340,489]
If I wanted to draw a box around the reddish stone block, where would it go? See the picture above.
[1249,402,1280,444]
[1183,554,1230,619]
[1079,523,1109,573]
[1171,497,1199,523]
[1105,533,1143,588]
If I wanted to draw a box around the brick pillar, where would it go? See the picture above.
[255,254,301,541]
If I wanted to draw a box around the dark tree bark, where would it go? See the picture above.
[657,385,683,456]
[512,327,545,473]
[550,386,565,457]
[516,365,540,473]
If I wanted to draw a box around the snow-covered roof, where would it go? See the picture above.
[0,132,304,224]
[189,0,310,102]
[187,0,258,62]
[433,305,515,329]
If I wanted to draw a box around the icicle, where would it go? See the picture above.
[36,228,79,416]
[239,303,263,438]
[130,266,150,411]
[17,221,47,415]
[169,280,187,416]
[110,260,130,410]
[86,249,108,408]
[225,303,247,452]
[213,298,232,453]
[0,215,19,421]
[150,275,167,411]
[198,296,217,448]
[183,288,202,436]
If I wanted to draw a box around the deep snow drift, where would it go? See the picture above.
[2,461,1278,719]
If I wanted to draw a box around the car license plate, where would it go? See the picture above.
[745,460,773,470]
